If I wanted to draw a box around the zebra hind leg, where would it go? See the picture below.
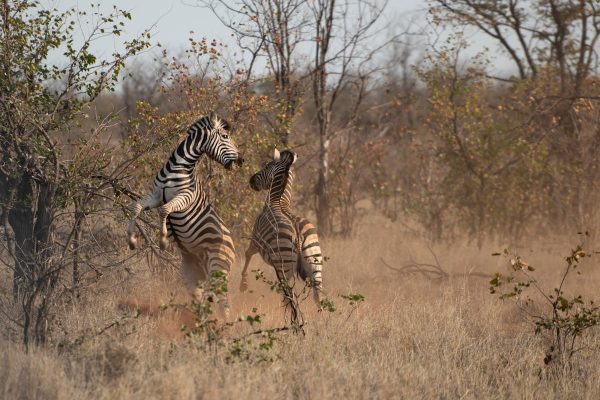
[295,217,324,307]
[300,253,324,307]
[180,253,208,304]
[207,258,232,320]
[275,267,304,331]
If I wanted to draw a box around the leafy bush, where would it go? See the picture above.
[490,237,600,366]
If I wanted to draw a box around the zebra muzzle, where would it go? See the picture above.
[249,175,260,191]
[224,157,243,170]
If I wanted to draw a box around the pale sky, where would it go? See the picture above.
[53,1,425,49]
[87,0,427,50]
[49,0,513,76]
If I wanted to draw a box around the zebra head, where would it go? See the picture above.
[249,148,297,191]
[191,113,244,170]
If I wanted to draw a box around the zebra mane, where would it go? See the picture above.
[188,115,213,135]
[266,151,295,210]
[216,117,230,131]
[200,113,231,132]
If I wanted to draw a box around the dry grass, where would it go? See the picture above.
[3,216,600,399]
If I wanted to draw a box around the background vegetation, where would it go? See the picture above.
[3,0,600,397]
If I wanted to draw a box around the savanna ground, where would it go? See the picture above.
[3,214,600,400]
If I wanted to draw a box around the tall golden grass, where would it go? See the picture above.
[2,215,600,399]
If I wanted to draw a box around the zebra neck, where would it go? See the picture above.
[267,168,294,212]
[194,178,208,205]
[169,132,204,169]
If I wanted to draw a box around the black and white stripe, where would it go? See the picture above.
[241,149,323,305]
[127,114,243,314]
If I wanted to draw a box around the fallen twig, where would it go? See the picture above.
[380,244,494,281]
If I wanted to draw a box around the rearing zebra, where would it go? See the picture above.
[241,149,324,306]
[127,114,243,313]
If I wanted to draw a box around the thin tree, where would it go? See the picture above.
[434,0,600,92]
[200,0,310,145]
[202,0,395,235]
[433,0,600,234]
[308,0,391,236]
[0,0,150,347]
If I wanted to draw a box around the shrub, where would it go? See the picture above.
[490,236,600,366]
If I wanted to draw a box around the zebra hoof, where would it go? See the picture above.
[128,234,138,250]
[312,290,323,309]
[159,236,168,251]
[239,278,248,292]
[222,307,231,320]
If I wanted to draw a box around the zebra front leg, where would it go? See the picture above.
[157,206,170,251]
[157,191,193,251]
[127,193,161,250]
[240,242,258,292]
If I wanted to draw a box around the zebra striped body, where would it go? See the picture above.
[127,114,242,314]
[241,149,323,305]
[166,177,236,304]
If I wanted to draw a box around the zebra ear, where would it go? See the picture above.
[208,111,216,125]
[292,153,298,164]
[273,148,281,161]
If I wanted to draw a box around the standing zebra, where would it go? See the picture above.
[241,149,324,306]
[127,114,243,314]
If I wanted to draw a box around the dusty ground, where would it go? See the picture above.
[3,216,600,399]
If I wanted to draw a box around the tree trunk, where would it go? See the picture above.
[9,177,35,298]
[1,185,16,259]
[476,181,486,250]
[8,176,56,346]
[72,207,84,295]
[316,131,331,236]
